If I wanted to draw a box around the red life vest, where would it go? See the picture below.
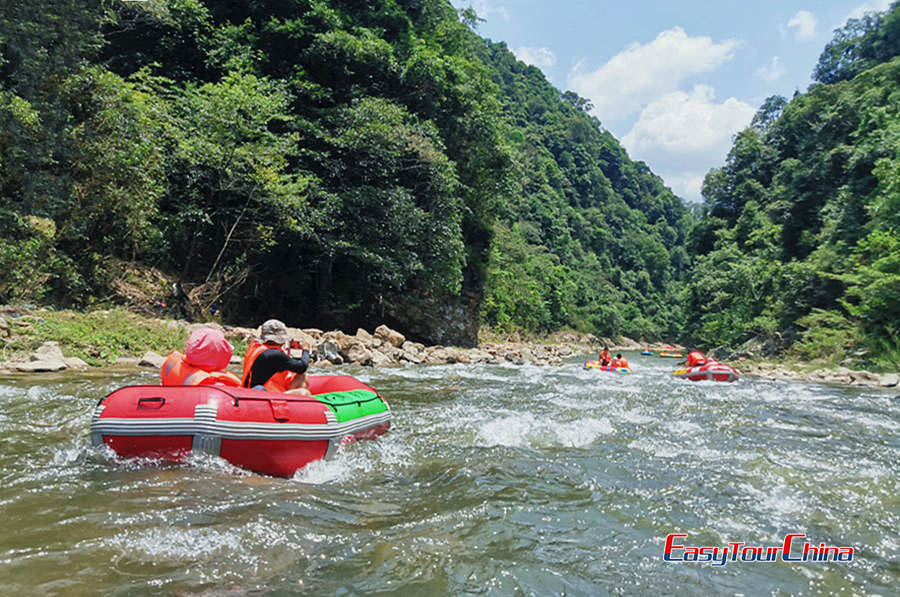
[241,340,296,393]
[160,351,241,387]
[617,357,630,369]
[687,350,707,368]
[599,350,612,366]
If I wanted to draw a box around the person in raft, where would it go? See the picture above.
[609,353,630,369]
[242,319,311,395]
[161,327,241,386]
[685,349,707,368]
[598,346,612,366]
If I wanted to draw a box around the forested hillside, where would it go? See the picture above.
[686,3,900,368]
[0,0,690,345]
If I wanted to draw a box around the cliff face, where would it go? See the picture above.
[387,289,482,347]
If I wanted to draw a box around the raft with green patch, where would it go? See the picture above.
[90,375,391,477]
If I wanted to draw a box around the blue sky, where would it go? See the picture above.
[450,0,894,201]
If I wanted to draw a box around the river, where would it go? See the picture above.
[0,354,897,594]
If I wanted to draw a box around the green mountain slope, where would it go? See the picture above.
[0,0,691,345]
[686,2,900,369]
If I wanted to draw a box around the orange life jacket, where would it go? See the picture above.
[617,357,630,369]
[599,350,612,366]
[608,358,621,368]
[160,351,241,387]
[241,340,296,393]
[687,350,707,368]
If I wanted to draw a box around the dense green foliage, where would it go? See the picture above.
[687,1,900,369]
[0,0,689,344]
[477,43,691,338]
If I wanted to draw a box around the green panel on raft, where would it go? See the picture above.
[315,389,388,423]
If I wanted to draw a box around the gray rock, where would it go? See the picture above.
[16,360,66,372]
[139,351,167,369]
[316,340,343,364]
[879,373,899,388]
[115,357,141,367]
[0,315,9,337]
[63,357,89,370]
[398,350,423,364]
[30,341,64,362]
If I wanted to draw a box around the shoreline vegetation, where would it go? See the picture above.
[1,307,897,391]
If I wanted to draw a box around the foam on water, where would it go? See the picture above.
[475,412,614,448]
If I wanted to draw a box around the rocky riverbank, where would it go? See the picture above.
[0,312,639,373]
[738,361,899,390]
[1,309,897,392]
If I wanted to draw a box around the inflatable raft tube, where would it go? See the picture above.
[584,361,630,373]
[672,360,740,382]
[90,375,391,477]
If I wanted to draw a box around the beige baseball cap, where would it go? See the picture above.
[259,319,289,344]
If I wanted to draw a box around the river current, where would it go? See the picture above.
[0,354,897,595]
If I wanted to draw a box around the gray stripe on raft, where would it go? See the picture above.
[91,411,392,441]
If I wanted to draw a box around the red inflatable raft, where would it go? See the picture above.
[672,360,740,383]
[90,375,391,477]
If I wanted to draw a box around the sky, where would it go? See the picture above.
[450,0,895,201]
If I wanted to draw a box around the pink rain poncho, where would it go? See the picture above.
[184,328,234,372]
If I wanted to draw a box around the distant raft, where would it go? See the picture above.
[584,361,630,373]
[658,352,683,358]
[641,350,654,356]
[672,360,740,382]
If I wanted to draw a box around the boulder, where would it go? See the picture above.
[345,343,373,366]
[323,330,356,352]
[355,328,375,345]
[849,370,880,383]
[371,350,395,367]
[879,373,899,388]
[398,349,423,364]
[116,357,141,367]
[374,324,405,348]
[63,357,89,370]
[616,336,642,350]
[30,341,64,362]
[139,351,167,369]
[0,315,9,337]
[16,360,66,372]
[425,346,452,365]
[316,340,343,364]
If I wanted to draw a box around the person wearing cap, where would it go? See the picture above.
[241,319,311,395]
[161,327,241,386]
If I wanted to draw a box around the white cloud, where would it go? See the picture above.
[567,27,739,121]
[846,0,892,21]
[512,46,557,69]
[787,10,818,40]
[622,85,756,201]
[755,56,786,81]
[665,174,707,202]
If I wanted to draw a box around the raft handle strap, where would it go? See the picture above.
[138,397,165,409]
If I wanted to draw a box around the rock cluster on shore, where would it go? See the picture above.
[1,318,897,392]
[740,361,899,390]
